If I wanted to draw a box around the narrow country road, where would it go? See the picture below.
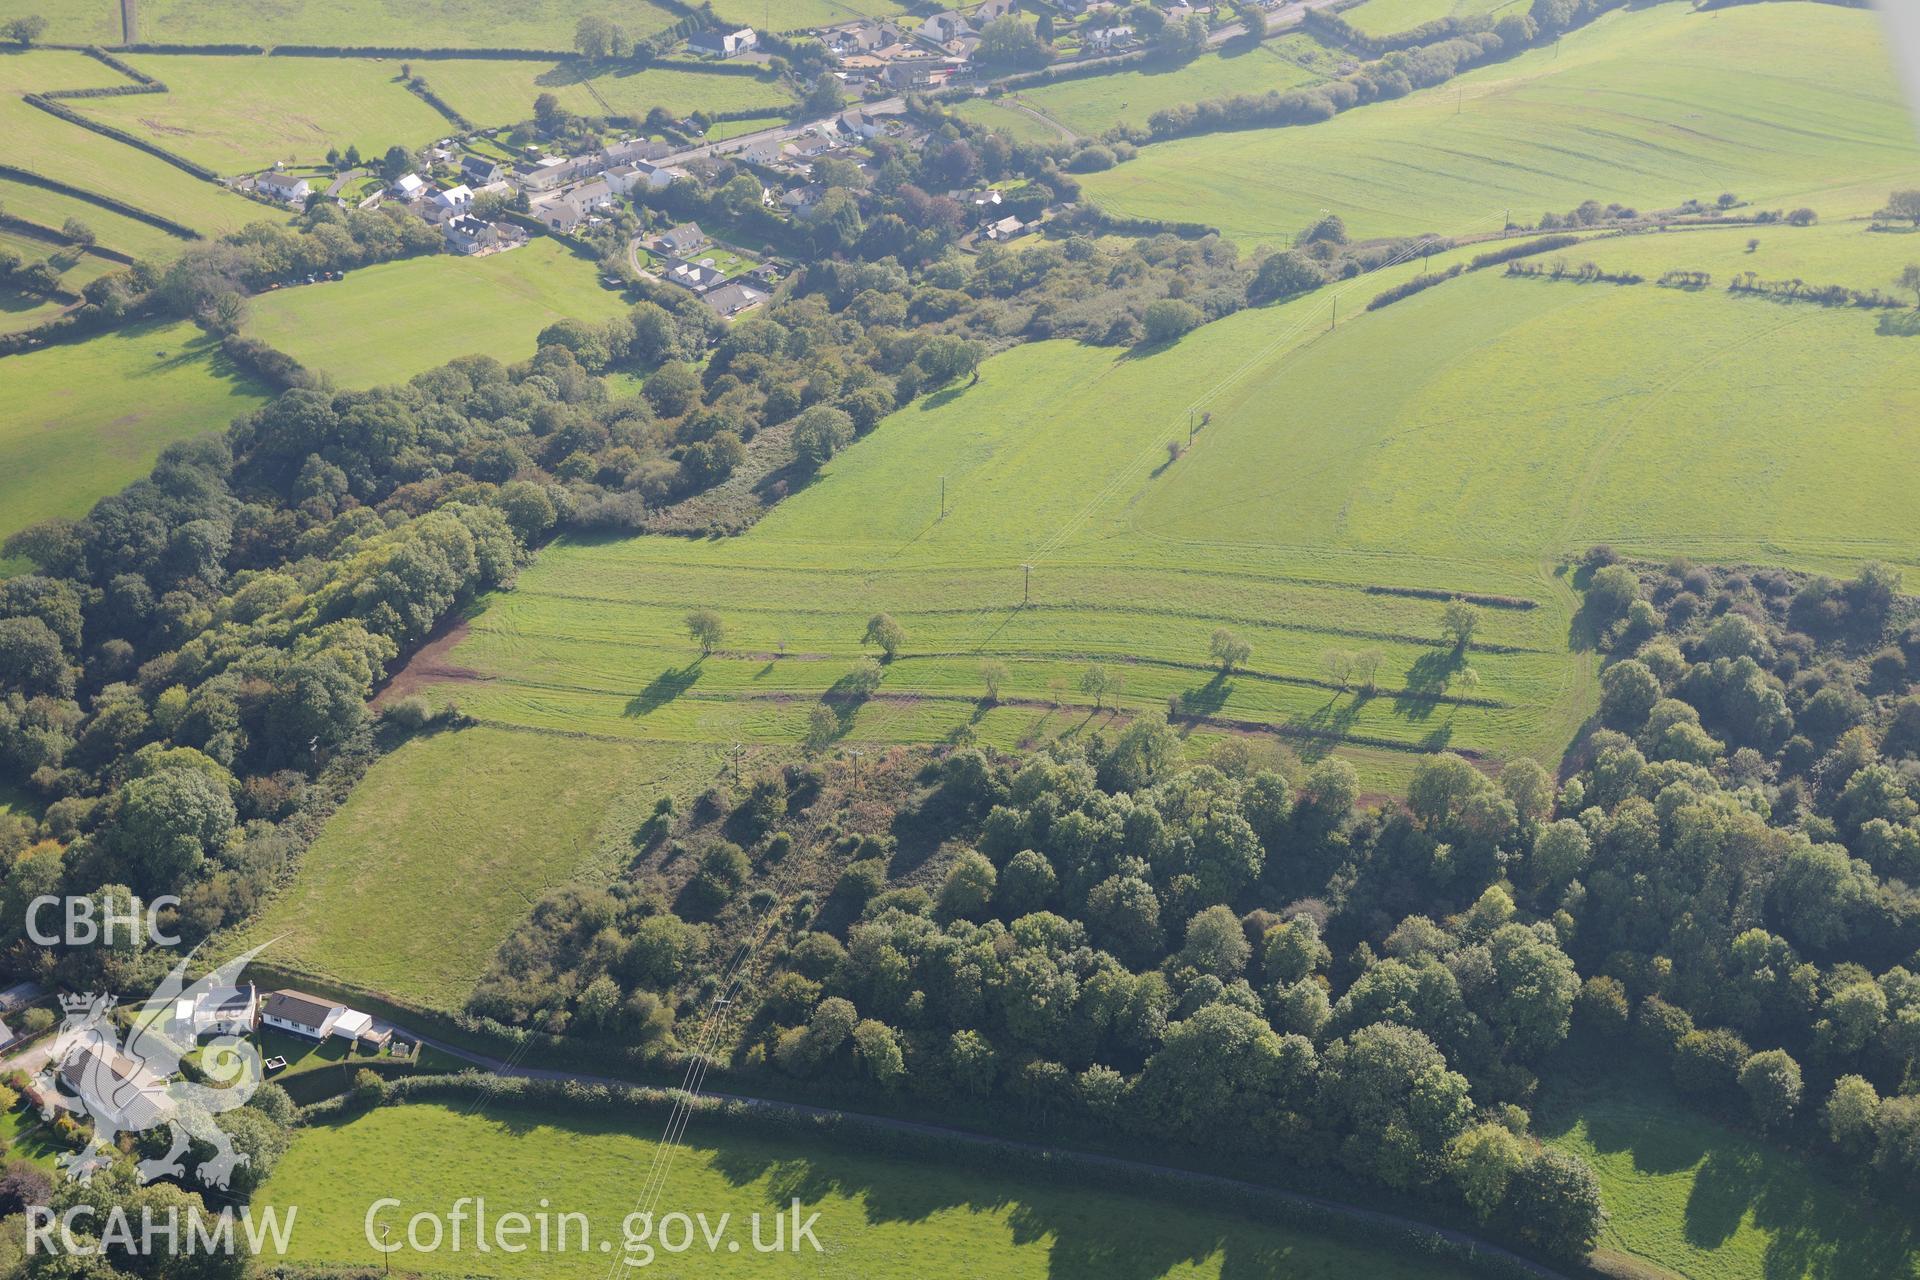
[394,1027,1574,1280]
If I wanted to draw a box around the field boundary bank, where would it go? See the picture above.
[0,166,201,238]
[502,587,1550,653]
[294,1076,1572,1280]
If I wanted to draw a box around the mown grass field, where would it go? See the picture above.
[242,237,629,388]
[73,54,449,173]
[0,317,268,571]
[256,1100,1484,1280]
[0,52,269,237]
[1009,33,1334,137]
[1340,0,1506,37]
[1540,1075,1920,1280]
[421,58,793,130]
[127,0,680,50]
[1077,3,1920,245]
[0,0,118,42]
[240,727,715,1010]
[0,176,198,262]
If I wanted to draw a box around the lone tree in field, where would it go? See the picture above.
[1209,628,1251,674]
[1080,663,1112,711]
[1441,598,1481,651]
[1900,263,1920,309]
[1354,648,1383,692]
[981,660,1009,703]
[3,15,48,45]
[864,613,906,661]
[1323,649,1355,690]
[686,609,725,656]
[1879,189,1920,228]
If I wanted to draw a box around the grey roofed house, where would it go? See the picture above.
[778,183,827,218]
[657,221,708,255]
[663,257,728,293]
[59,1044,169,1131]
[604,137,671,167]
[689,25,757,57]
[459,156,504,186]
[703,279,770,317]
[260,988,343,1038]
[443,213,500,253]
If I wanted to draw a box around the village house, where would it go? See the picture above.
[608,160,682,195]
[173,984,257,1039]
[656,221,708,256]
[603,137,672,167]
[519,154,601,193]
[260,989,345,1039]
[838,109,885,141]
[427,185,473,223]
[778,184,827,220]
[663,257,728,293]
[703,279,770,317]
[58,1044,168,1130]
[689,25,757,57]
[916,9,976,48]
[255,172,311,206]
[459,156,504,187]
[537,199,586,234]
[986,213,1032,240]
[444,213,501,254]
[391,172,427,200]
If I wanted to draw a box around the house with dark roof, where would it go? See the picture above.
[261,989,344,1039]
[444,214,501,254]
[703,279,770,317]
[459,156,504,187]
[59,1044,169,1131]
[657,221,708,256]
[663,257,728,293]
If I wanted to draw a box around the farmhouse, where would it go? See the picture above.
[689,25,757,57]
[986,214,1032,240]
[255,173,311,206]
[657,222,708,256]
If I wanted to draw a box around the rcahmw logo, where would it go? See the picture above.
[26,893,180,947]
[27,1204,298,1258]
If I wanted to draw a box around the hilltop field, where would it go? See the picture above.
[1078,4,1918,244]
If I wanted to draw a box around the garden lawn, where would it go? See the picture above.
[241,238,630,388]
[1341,0,1507,37]
[129,0,678,50]
[1541,1075,1920,1280]
[1013,34,1334,137]
[420,58,792,130]
[0,317,269,572]
[1077,3,1920,245]
[0,175,199,262]
[72,54,449,174]
[238,728,716,1011]
[256,1100,1484,1280]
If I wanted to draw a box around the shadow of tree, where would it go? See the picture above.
[626,662,701,716]
[1281,692,1369,760]
[1393,649,1462,720]
[1876,310,1920,338]
[1178,672,1231,717]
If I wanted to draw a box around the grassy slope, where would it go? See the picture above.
[422,58,792,129]
[0,50,270,235]
[0,317,268,570]
[257,1100,1482,1280]
[0,0,119,43]
[1540,1075,1920,1280]
[73,54,448,173]
[0,230,115,332]
[1012,34,1334,137]
[1077,4,1920,245]
[0,175,197,262]
[242,238,630,388]
[130,0,678,49]
[241,728,714,1010]
[1342,0,1507,37]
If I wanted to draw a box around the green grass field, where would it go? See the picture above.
[421,58,793,129]
[1341,0,1507,38]
[1010,34,1334,137]
[242,237,630,388]
[0,317,268,571]
[0,176,199,262]
[0,56,271,236]
[0,229,115,332]
[0,0,120,43]
[1541,1076,1920,1280]
[953,97,1065,145]
[126,0,680,49]
[72,54,449,174]
[1078,3,1920,245]
[256,1100,1483,1279]
[240,727,716,1010]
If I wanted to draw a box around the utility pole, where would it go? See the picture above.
[1330,296,1337,330]
[1021,563,1032,605]
[940,474,946,519]
[727,741,744,781]
[1188,409,1196,444]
